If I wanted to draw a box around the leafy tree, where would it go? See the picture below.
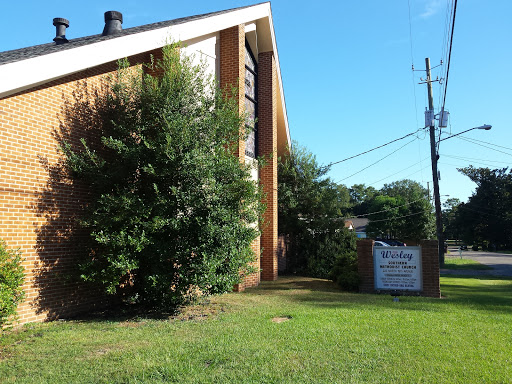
[63,45,263,307]
[442,197,461,240]
[456,167,512,249]
[0,240,25,328]
[366,179,434,241]
[349,184,376,216]
[278,142,356,278]
[366,195,403,238]
[335,184,353,217]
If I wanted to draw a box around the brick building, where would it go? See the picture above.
[0,3,291,324]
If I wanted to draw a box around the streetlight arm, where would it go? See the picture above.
[439,124,492,142]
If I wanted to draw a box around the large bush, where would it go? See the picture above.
[329,249,359,291]
[63,44,263,308]
[0,240,25,328]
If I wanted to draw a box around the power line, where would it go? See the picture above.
[458,136,512,152]
[439,160,507,170]
[442,154,511,165]
[327,128,425,168]
[368,157,429,186]
[345,198,427,219]
[441,0,457,116]
[456,136,512,157]
[407,0,420,131]
[401,164,432,181]
[438,0,457,149]
[337,138,418,183]
[368,210,428,223]
[438,0,455,110]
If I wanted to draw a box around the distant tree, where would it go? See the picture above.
[456,167,512,249]
[63,45,263,307]
[366,179,435,241]
[335,184,353,217]
[349,183,377,216]
[278,142,356,278]
[365,195,403,238]
[442,197,461,240]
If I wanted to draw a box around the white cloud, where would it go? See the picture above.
[420,0,443,19]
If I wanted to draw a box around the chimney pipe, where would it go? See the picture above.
[102,11,123,36]
[53,18,69,44]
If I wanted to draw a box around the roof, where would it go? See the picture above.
[0,2,290,155]
[0,5,255,66]
[349,218,369,232]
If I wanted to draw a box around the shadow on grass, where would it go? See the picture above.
[255,276,342,293]
[442,262,493,271]
[64,304,175,323]
[247,275,512,314]
[440,274,512,308]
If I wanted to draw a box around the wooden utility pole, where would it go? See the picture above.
[425,57,444,267]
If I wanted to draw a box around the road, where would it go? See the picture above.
[443,248,512,277]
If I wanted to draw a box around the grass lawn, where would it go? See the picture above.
[443,257,493,270]
[1,275,511,383]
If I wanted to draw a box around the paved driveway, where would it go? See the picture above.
[443,248,512,277]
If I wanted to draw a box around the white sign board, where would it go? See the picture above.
[374,246,422,291]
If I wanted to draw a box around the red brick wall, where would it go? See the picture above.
[233,237,261,292]
[0,50,164,325]
[219,25,246,160]
[357,239,441,298]
[419,240,441,297]
[219,24,280,288]
[357,239,375,293]
[1,63,116,324]
[258,51,278,281]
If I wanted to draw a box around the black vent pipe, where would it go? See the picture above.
[102,11,123,36]
[53,18,69,44]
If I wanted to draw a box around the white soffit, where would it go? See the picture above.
[0,3,270,98]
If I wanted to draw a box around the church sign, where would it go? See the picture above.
[373,246,422,291]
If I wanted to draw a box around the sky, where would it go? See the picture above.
[1,0,511,204]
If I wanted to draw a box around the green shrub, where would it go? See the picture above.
[0,240,25,328]
[472,245,479,251]
[329,249,359,292]
[297,228,356,279]
[62,45,263,308]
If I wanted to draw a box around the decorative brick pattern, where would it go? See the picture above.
[357,239,441,298]
[258,51,278,281]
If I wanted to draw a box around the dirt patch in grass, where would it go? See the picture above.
[117,321,147,328]
[170,302,226,322]
[271,316,292,323]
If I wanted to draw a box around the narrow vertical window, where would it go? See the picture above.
[244,41,257,158]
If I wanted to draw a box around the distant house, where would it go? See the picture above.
[345,218,369,238]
